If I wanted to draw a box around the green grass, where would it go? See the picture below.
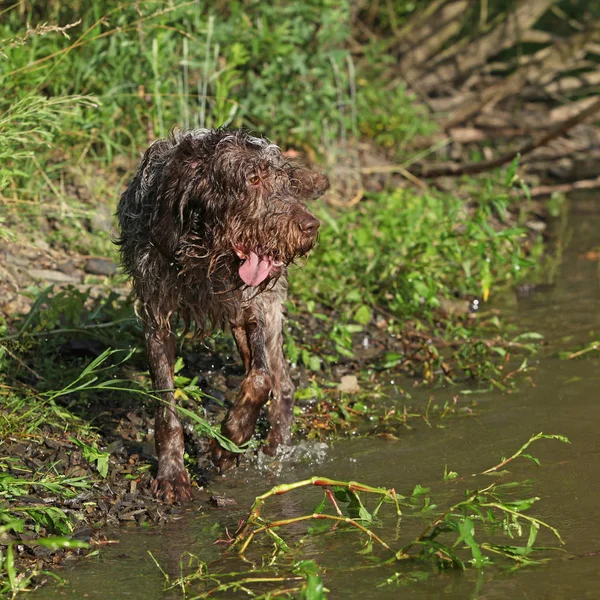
[285,169,543,388]
[297,185,534,317]
[1,0,432,258]
[0,1,405,172]
[0,389,94,597]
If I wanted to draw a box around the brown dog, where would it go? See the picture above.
[116,128,328,502]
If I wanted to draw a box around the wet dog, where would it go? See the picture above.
[117,128,328,502]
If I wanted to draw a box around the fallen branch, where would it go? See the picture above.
[528,176,600,197]
[360,164,428,189]
[413,96,600,178]
[417,0,557,93]
[233,476,400,554]
[399,1,467,77]
[440,27,597,130]
[524,69,600,98]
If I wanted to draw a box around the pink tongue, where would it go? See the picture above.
[239,252,273,286]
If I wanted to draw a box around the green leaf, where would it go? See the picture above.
[353,305,372,325]
[314,491,327,514]
[504,497,539,511]
[455,517,486,567]
[308,355,322,372]
[421,540,465,569]
[443,467,458,481]
[521,453,541,467]
[512,332,544,342]
[505,156,520,187]
[303,573,325,600]
[34,537,89,550]
[411,484,430,497]
[96,454,109,478]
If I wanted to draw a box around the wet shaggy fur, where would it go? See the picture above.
[117,128,329,503]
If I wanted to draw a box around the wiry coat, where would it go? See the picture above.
[116,128,328,503]
[117,128,326,333]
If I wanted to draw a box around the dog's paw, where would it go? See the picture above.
[151,470,193,504]
[265,427,291,454]
[210,439,240,473]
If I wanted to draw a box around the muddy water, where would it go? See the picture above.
[34,193,600,599]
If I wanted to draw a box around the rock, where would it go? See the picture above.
[338,374,360,394]
[90,205,114,233]
[209,495,237,508]
[33,238,50,252]
[525,220,547,232]
[27,269,81,283]
[5,252,30,268]
[57,260,80,276]
[84,258,117,276]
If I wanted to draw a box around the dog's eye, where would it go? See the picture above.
[248,174,261,186]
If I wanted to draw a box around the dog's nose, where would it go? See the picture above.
[298,215,320,235]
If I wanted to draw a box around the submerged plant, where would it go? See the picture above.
[149,433,568,598]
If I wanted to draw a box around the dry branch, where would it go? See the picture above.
[413,96,600,178]
[392,0,454,56]
[528,176,600,197]
[399,1,467,77]
[417,0,557,93]
[440,27,597,129]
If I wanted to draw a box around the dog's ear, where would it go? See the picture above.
[289,167,330,201]
[147,136,210,254]
[139,140,187,254]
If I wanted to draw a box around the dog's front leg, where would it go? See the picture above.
[259,289,295,452]
[146,328,193,503]
[211,313,272,471]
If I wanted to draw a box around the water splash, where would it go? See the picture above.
[252,440,330,475]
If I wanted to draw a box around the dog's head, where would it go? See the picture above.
[147,128,328,287]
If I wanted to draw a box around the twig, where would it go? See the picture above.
[0,343,43,380]
[234,476,400,552]
[480,432,568,474]
[0,319,138,342]
[238,513,393,555]
[528,176,600,197]
[360,164,428,189]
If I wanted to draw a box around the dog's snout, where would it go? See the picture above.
[298,215,320,235]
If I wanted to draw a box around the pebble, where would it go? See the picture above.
[27,268,81,283]
[338,374,360,394]
[84,258,117,276]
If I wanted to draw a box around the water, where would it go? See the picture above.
[34,193,600,598]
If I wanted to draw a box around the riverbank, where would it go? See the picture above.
[1,1,598,595]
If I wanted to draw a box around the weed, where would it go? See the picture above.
[288,172,543,386]
[0,450,91,596]
[148,433,568,597]
[559,338,600,360]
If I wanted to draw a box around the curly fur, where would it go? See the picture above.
[117,128,327,333]
[116,128,328,503]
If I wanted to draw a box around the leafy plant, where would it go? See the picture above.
[70,438,110,478]
[147,434,568,597]
[232,433,567,568]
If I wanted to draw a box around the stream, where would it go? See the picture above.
[33,192,600,599]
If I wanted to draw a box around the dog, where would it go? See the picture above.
[116,128,328,502]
